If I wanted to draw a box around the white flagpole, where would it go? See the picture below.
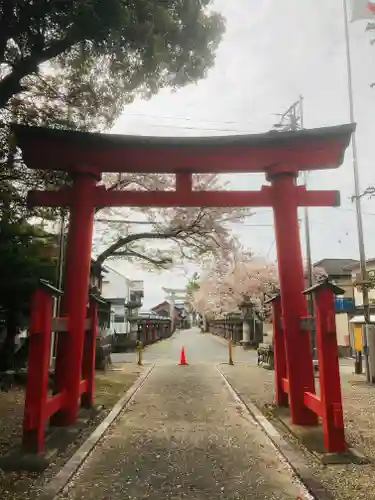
[343,0,370,379]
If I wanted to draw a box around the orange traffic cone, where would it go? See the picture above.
[179,347,188,365]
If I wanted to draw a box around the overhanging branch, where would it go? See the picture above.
[0,34,81,108]
[112,249,173,268]
[95,229,185,265]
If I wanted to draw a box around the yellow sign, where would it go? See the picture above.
[354,324,363,352]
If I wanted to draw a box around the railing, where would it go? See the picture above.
[334,297,355,312]
[206,317,263,346]
[207,318,243,344]
[137,318,172,345]
[113,317,172,352]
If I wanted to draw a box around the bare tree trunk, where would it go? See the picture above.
[0,310,18,372]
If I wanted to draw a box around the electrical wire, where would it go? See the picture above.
[266,239,276,258]
[122,111,258,127]
[126,122,254,133]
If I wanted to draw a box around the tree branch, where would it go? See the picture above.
[0,35,80,108]
[112,249,173,268]
[95,218,154,224]
[95,229,185,265]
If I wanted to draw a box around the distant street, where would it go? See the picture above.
[112,328,357,373]
[111,327,258,365]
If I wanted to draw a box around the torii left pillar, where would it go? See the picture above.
[52,168,100,425]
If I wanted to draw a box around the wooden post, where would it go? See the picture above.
[138,342,143,366]
[266,294,288,407]
[53,172,98,425]
[268,167,317,425]
[81,298,98,408]
[23,281,62,453]
[305,281,346,452]
[228,340,234,365]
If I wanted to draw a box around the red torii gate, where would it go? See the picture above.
[12,123,354,449]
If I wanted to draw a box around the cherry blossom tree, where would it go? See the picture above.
[191,253,328,320]
[92,173,249,269]
[191,250,279,319]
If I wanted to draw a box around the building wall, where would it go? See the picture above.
[152,303,179,321]
[335,312,350,354]
[112,303,128,334]
[102,268,131,300]
[101,267,144,334]
[332,280,354,299]
[352,261,375,306]
[353,287,375,307]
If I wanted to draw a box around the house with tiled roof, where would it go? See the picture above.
[312,258,358,299]
[312,259,359,357]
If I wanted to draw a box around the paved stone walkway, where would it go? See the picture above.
[112,327,258,365]
[60,332,310,499]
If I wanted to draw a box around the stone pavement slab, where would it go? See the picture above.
[59,364,309,500]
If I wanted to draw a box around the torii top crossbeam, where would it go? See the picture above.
[13,123,354,175]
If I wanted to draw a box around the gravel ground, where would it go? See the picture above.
[220,362,375,500]
[60,363,310,500]
[0,364,143,500]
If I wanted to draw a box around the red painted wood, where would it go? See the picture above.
[270,172,317,426]
[46,391,67,418]
[176,172,193,193]
[28,186,339,209]
[81,300,98,408]
[313,288,346,452]
[79,379,89,395]
[281,377,290,394]
[304,392,322,416]
[52,175,97,426]
[272,299,288,406]
[17,130,351,174]
[296,187,340,207]
[23,289,53,453]
[18,123,354,452]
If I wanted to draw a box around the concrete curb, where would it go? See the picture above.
[40,365,155,500]
[217,365,335,500]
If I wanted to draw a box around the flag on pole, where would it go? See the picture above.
[351,0,375,21]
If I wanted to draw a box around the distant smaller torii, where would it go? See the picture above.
[162,287,187,331]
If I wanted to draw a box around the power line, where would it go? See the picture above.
[122,111,258,127]
[334,207,375,217]
[266,239,276,258]
[130,122,254,133]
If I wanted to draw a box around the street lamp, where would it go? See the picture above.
[239,295,254,319]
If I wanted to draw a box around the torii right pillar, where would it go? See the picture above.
[267,165,318,426]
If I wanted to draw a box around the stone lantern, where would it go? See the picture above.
[239,295,254,348]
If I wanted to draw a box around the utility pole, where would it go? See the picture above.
[273,97,316,355]
[342,0,370,379]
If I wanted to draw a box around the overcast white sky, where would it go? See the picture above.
[106,0,375,309]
